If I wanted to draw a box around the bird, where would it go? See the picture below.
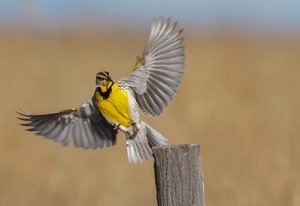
[18,17,185,163]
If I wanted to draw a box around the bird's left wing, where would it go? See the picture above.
[120,17,185,117]
[18,99,117,149]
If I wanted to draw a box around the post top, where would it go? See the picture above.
[152,144,200,151]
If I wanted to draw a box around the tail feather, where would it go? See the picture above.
[145,123,168,147]
[126,138,152,163]
[126,121,168,163]
[126,123,152,163]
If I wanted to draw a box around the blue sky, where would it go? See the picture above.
[0,0,299,33]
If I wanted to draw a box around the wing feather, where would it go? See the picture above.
[121,17,184,117]
[54,125,71,146]
[18,99,117,149]
[82,120,97,149]
[46,121,66,139]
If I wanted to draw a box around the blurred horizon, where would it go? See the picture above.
[1,0,300,35]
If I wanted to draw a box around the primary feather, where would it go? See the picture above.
[18,100,117,149]
[121,17,185,117]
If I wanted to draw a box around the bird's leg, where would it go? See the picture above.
[132,122,140,136]
[114,124,129,133]
[115,123,140,139]
[113,124,119,131]
[122,122,140,139]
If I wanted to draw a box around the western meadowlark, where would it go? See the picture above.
[18,17,185,163]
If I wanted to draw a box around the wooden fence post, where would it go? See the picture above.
[153,144,205,206]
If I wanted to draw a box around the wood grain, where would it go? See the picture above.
[153,144,205,206]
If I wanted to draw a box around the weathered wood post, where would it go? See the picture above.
[153,144,205,206]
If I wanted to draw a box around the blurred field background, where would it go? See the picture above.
[0,1,300,206]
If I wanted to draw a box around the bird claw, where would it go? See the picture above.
[114,124,128,133]
[126,123,140,139]
[115,123,140,139]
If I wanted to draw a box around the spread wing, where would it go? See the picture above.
[120,17,185,117]
[18,99,117,149]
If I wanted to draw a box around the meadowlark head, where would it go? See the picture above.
[96,71,114,93]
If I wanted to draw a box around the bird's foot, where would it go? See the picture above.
[114,124,129,133]
[115,123,140,139]
[126,123,140,139]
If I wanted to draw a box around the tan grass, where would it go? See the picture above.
[0,29,299,206]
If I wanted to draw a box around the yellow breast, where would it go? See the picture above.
[95,83,132,127]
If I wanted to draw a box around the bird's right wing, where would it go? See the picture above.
[18,99,117,149]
